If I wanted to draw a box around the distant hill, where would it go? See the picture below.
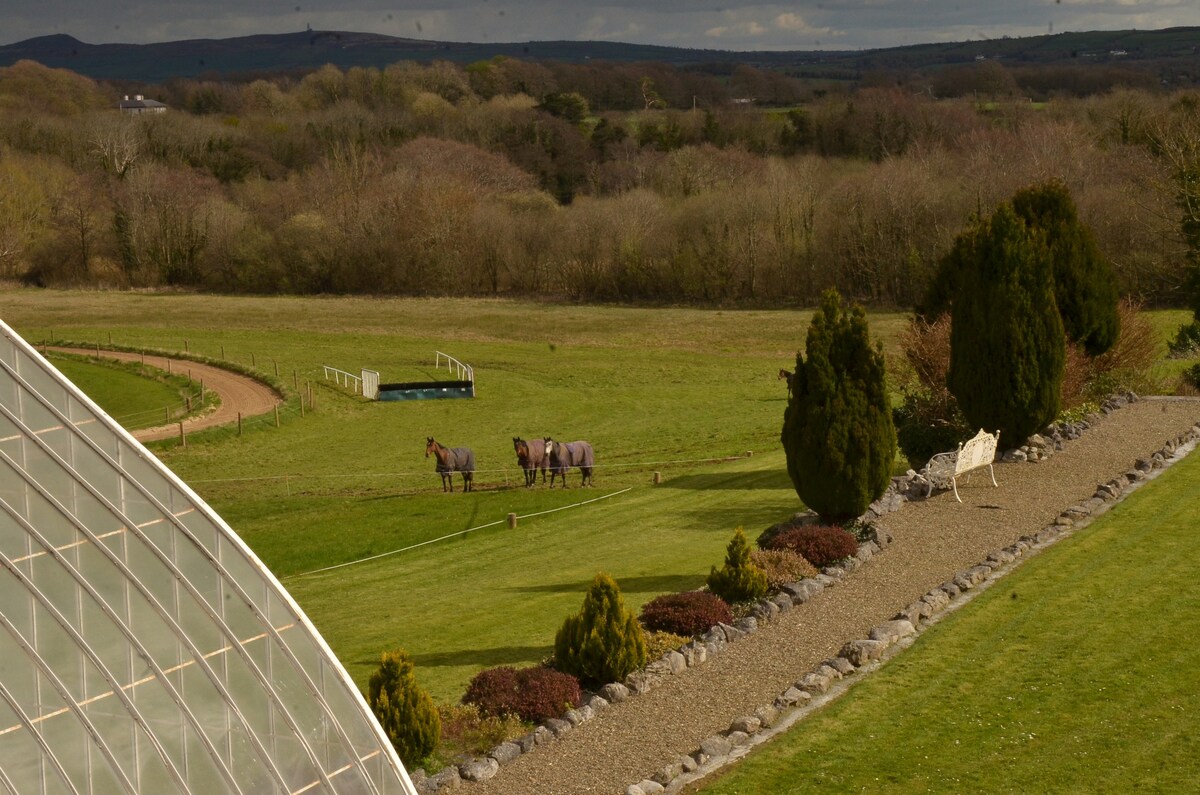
[0,27,1197,83]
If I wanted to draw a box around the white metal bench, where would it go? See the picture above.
[924,428,1000,502]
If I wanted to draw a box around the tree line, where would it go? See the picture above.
[1,57,1198,307]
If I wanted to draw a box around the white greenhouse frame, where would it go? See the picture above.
[0,319,416,794]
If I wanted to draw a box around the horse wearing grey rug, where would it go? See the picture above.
[426,437,475,492]
[547,438,594,488]
[513,437,550,487]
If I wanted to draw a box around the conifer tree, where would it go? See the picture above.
[707,527,769,603]
[554,573,647,689]
[946,203,1065,444]
[781,289,897,525]
[1011,180,1119,356]
[367,649,440,766]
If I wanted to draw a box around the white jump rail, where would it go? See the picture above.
[924,428,1000,502]
[322,365,362,395]
[435,352,474,383]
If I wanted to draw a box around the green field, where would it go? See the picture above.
[693,447,1200,794]
[3,289,866,701]
[4,289,1193,707]
[47,355,187,429]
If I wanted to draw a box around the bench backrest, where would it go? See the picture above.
[955,429,999,476]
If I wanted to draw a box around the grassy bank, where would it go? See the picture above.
[693,446,1200,793]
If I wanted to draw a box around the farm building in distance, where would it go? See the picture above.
[0,319,416,794]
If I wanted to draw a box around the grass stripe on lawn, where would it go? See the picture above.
[694,448,1200,794]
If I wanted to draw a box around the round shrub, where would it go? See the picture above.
[644,630,691,660]
[462,665,581,723]
[367,649,441,765]
[749,549,819,589]
[764,525,858,569]
[639,591,733,637]
[706,527,770,604]
[554,573,648,689]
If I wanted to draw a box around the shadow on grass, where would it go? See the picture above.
[679,504,798,535]
[392,645,555,669]
[662,469,793,491]
[507,574,702,596]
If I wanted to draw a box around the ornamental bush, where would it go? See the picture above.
[554,573,648,689]
[764,525,858,569]
[781,289,897,524]
[461,666,582,723]
[749,548,819,589]
[946,203,1065,445]
[367,649,441,766]
[639,591,733,637]
[706,527,769,604]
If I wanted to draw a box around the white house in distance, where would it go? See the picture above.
[119,94,168,114]
[0,318,417,794]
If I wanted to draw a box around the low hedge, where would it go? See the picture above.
[763,524,858,569]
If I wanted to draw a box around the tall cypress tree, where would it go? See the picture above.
[781,289,896,525]
[946,203,1065,445]
[554,572,647,689]
[1011,180,1119,356]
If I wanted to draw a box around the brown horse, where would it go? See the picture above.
[513,437,550,487]
[425,437,475,492]
[778,368,794,398]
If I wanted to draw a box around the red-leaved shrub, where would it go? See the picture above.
[462,666,581,723]
[764,525,858,568]
[639,591,733,637]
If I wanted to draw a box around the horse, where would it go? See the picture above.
[513,437,550,487]
[547,438,594,488]
[425,437,475,492]
[778,368,794,398]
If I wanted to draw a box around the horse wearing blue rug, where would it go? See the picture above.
[425,437,475,492]
[513,437,550,487]
[547,438,594,488]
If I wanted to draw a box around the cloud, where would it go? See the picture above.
[706,20,767,39]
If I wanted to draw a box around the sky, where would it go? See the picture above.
[3,1,1200,52]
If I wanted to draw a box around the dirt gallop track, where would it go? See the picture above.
[53,348,283,442]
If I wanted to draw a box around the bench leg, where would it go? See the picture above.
[951,476,962,502]
[988,463,998,488]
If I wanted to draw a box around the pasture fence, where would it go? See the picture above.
[322,365,362,395]
[283,487,634,580]
[435,351,473,383]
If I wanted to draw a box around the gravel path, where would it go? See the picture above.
[469,398,1200,795]
[52,348,282,442]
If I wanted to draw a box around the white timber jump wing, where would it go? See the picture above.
[924,428,1000,503]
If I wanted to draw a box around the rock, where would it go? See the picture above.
[489,742,522,765]
[727,730,751,746]
[586,694,610,712]
[921,589,951,612]
[720,622,747,643]
[680,754,699,773]
[532,725,553,746]
[566,705,595,725]
[459,758,498,783]
[839,638,886,666]
[734,616,759,634]
[754,704,780,728]
[544,717,572,737]
[652,760,685,785]
[986,549,1016,566]
[869,619,916,644]
[780,579,823,603]
[816,663,843,682]
[600,682,631,703]
[625,671,654,695]
[625,786,647,795]
[775,686,811,707]
[855,541,880,563]
[427,767,462,792]
[682,641,707,667]
[700,734,733,758]
[939,580,962,598]
[730,716,762,735]
[702,626,726,648]
[636,780,665,795]
[824,656,856,676]
[796,671,833,694]
[771,592,793,612]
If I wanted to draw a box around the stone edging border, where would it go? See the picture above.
[408,392,1161,794]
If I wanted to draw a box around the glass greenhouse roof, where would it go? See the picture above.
[0,319,415,794]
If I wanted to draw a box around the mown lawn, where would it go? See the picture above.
[692,446,1200,794]
[48,354,186,429]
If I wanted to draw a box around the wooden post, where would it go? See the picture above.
[179,422,186,448]
[238,412,243,436]
[273,359,279,377]
[653,471,662,485]
[140,350,145,367]
[307,381,313,409]
[293,370,298,390]
[274,406,280,428]
[95,343,100,359]
[507,513,517,529]
[221,345,225,359]
[108,331,112,345]
[186,396,192,413]
[300,396,305,418]
[184,339,189,353]
[745,450,753,457]
[167,359,172,375]
[199,378,203,399]
[165,407,170,423]
[252,352,256,367]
